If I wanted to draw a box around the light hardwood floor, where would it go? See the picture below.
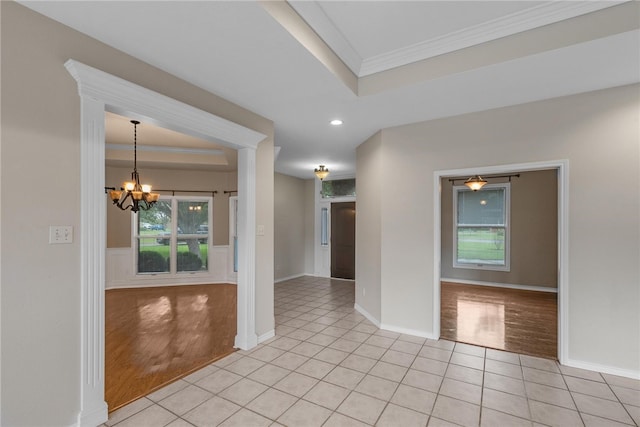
[105,284,237,412]
[440,281,557,360]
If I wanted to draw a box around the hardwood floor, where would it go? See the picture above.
[440,281,557,360]
[105,284,237,412]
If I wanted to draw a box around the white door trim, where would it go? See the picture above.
[65,60,266,426]
[433,160,569,364]
[313,177,356,277]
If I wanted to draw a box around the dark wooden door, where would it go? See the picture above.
[331,202,356,279]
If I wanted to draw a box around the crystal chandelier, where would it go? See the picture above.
[107,120,159,212]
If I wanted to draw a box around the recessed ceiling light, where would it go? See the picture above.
[330,119,343,126]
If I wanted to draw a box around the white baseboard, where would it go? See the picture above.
[441,278,557,293]
[354,304,440,340]
[106,280,235,290]
[354,304,381,328]
[258,329,275,343]
[379,323,439,340]
[564,358,640,380]
[275,273,306,283]
[76,402,108,427]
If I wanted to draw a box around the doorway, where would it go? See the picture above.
[331,202,356,279]
[67,60,266,424]
[434,160,568,364]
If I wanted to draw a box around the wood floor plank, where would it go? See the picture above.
[105,284,236,412]
[440,281,557,359]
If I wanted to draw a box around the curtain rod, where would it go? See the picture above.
[105,187,237,196]
[150,189,218,196]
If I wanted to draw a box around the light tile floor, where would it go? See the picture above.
[105,276,640,427]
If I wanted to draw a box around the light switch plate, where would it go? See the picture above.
[49,226,73,244]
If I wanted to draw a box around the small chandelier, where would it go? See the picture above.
[108,120,159,212]
[464,175,488,191]
[314,165,330,180]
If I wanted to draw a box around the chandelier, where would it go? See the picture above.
[464,175,487,191]
[314,165,330,180]
[107,120,159,212]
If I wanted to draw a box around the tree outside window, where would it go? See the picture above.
[136,197,211,274]
[454,184,510,271]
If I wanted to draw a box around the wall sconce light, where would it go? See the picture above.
[314,165,330,181]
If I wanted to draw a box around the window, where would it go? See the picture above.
[454,184,510,271]
[135,196,212,274]
[321,178,356,198]
[320,207,328,246]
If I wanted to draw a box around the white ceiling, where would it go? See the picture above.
[105,112,237,172]
[19,1,640,179]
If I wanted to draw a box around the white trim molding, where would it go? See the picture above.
[258,330,276,344]
[291,1,622,77]
[564,359,640,381]
[379,324,439,341]
[77,96,109,427]
[314,176,357,278]
[441,278,558,293]
[275,273,306,283]
[434,160,569,366]
[287,1,363,75]
[359,2,622,76]
[65,59,266,425]
[65,60,265,150]
[235,147,259,350]
[354,304,380,328]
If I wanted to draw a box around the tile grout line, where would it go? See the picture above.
[110,278,640,427]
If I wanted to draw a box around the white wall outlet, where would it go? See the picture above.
[256,224,265,236]
[49,226,73,244]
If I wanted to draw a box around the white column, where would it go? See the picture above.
[77,97,108,426]
[235,147,258,350]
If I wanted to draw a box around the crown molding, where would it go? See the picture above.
[105,143,224,156]
[292,1,625,78]
[361,1,624,76]
[288,1,363,75]
[65,60,267,149]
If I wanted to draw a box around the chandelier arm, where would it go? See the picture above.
[107,120,158,213]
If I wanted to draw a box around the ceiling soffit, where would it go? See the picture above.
[288,1,625,78]
[105,111,237,171]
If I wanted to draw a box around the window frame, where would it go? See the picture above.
[453,183,511,272]
[133,195,213,276]
[320,177,356,199]
[320,207,329,246]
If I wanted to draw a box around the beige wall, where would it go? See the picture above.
[274,173,306,280]
[106,166,237,248]
[255,140,275,338]
[441,169,558,287]
[0,2,274,425]
[304,179,316,275]
[355,131,383,320]
[356,84,639,374]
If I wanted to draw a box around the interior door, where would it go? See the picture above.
[331,202,356,279]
